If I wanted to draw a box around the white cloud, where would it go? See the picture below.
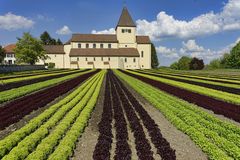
[136,0,240,40]
[0,12,34,30]
[91,28,115,34]
[157,38,240,65]
[37,14,54,22]
[56,25,72,35]
[156,46,179,58]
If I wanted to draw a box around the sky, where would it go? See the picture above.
[1,0,240,66]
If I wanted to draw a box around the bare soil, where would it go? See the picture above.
[72,76,106,160]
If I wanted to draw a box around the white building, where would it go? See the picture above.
[3,44,16,65]
[43,7,152,69]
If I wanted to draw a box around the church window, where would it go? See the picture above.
[94,57,96,61]
[128,29,131,33]
[122,29,125,33]
[108,57,110,61]
[100,44,104,48]
[125,58,127,62]
[86,57,88,61]
[93,44,96,48]
[101,57,103,61]
[77,57,79,61]
[141,51,144,57]
[78,43,81,48]
[108,44,111,48]
[86,44,89,48]
[133,58,136,62]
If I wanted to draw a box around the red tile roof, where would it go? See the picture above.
[4,44,16,53]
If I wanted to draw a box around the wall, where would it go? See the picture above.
[137,44,151,69]
[71,42,118,49]
[0,65,45,73]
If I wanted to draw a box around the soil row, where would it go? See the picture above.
[0,70,100,130]
[133,70,240,95]
[93,70,176,160]
[0,69,89,92]
[121,70,240,122]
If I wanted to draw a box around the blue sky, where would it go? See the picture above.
[1,0,240,66]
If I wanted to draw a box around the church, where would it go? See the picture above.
[41,7,152,69]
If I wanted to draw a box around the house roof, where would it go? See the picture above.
[70,34,118,43]
[117,7,136,28]
[136,36,151,44]
[65,34,150,44]
[4,44,16,53]
[69,48,140,57]
[44,45,65,54]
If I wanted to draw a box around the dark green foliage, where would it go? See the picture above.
[170,56,192,70]
[189,57,204,70]
[0,45,6,64]
[14,32,48,65]
[207,59,222,69]
[40,31,62,45]
[48,62,55,69]
[223,41,240,69]
[151,43,159,68]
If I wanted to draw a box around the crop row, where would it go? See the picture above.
[0,69,95,103]
[155,69,240,81]
[1,69,74,84]
[0,70,105,160]
[93,70,175,160]
[93,73,113,160]
[0,69,69,80]
[0,70,99,129]
[0,69,88,92]
[133,70,240,93]
[115,70,240,160]
[121,70,240,122]
[146,69,240,85]
[124,70,240,105]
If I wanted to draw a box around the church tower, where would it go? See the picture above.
[116,7,136,45]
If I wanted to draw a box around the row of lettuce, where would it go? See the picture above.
[0,70,105,160]
[0,69,94,103]
[126,70,240,105]
[115,70,240,160]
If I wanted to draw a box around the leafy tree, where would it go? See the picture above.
[40,31,62,45]
[170,62,179,70]
[177,56,192,70]
[0,45,6,64]
[220,53,231,68]
[225,41,240,69]
[151,43,159,68]
[56,39,63,45]
[207,59,222,69]
[189,57,204,70]
[40,31,52,45]
[14,32,48,65]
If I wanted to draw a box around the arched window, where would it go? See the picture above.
[78,43,81,48]
[133,58,136,62]
[141,51,144,57]
[125,58,127,62]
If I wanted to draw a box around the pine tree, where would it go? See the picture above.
[151,43,159,68]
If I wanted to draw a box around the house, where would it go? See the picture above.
[3,44,16,65]
[42,7,152,69]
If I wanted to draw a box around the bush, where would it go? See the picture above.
[48,63,55,69]
[189,57,204,70]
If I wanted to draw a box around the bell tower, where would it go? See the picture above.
[116,7,136,44]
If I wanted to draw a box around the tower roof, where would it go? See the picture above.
[116,7,136,28]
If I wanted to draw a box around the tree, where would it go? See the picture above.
[189,57,204,70]
[14,32,48,65]
[207,59,222,69]
[170,62,179,70]
[177,56,192,70]
[0,45,6,64]
[226,41,240,69]
[151,43,159,68]
[40,31,52,45]
[56,38,63,45]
